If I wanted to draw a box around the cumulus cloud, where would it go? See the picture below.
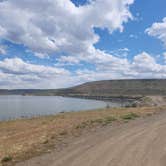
[109,48,130,58]
[76,52,166,82]
[96,52,166,78]
[0,57,72,88]
[57,47,130,66]
[57,56,81,65]
[0,58,69,76]
[0,52,166,89]
[131,52,166,77]
[163,52,166,63]
[146,17,166,47]
[0,0,134,57]
[0,1,165,89]
[0,45,6,55]
[0,0,138,88]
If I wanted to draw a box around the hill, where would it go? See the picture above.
[0,79,166,97]
[65,79,166,96]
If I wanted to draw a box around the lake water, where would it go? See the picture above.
[0,95,122,121]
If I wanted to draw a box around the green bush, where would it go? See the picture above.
[1,156,12,163]
[125,102,137,108]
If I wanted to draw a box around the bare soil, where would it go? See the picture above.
[17,108,166,166]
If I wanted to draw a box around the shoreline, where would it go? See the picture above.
[0,106,165,165]
[1,95,164,122]
[0,93,141,101]
[0,95,141,123]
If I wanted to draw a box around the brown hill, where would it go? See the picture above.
[63,79,166,96]
[0,79,166,97]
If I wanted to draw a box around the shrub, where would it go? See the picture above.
[75,122,88,129]
[125,102,137,108]
[121,113,139,120]
[1,156,12,163]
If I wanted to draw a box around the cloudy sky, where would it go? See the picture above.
[0,0,166,89]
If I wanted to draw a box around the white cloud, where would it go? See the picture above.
[58,47,130,66]
[0,0,134,57]
[0,52,166,88]
[163,52,166,63]
[0,1,165,89]
[129,34,138,39]
[109,48,130,58]
[146,17,166,47]
[0,45,6,55]
[56,49,166,81]
[57,56,81,65]
[74,52,166,82]
[131,52,166,75]
[0,58,69,76]
[0,57,72,88]
[34,52,48,59]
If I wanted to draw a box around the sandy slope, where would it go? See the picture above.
[17,111,166,166]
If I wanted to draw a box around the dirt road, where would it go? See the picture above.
[17,111,166,166]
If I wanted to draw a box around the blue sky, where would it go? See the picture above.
[0,0,166,88]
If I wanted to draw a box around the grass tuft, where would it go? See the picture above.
[59,130,68,136]
[75,116,117,129]
[75,122,88,129]
[102,116,117,125]
[43,139,49,144]
[121,112,139,120]
[1,156,12,163]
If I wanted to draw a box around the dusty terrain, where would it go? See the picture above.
[17,108,166,166]
[0,106,165,165]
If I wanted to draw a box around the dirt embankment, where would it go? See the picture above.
[134,96,166,107]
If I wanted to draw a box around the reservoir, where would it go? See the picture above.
[0,95,122,121]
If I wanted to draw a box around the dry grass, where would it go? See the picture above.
[0,106,165,165]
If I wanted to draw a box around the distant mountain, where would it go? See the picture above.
[0,79,166,97]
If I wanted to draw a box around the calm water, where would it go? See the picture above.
[0,95,122,121]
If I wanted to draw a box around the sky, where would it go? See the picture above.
[0,0,166,89]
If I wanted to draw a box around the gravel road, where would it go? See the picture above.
[17,111,166,166]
